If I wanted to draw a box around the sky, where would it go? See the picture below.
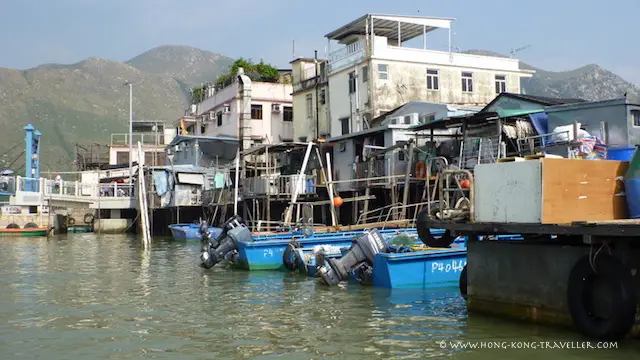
[1,0,638,84]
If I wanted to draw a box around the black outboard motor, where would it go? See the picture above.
[200,215,250,269]
[318,229,388,286]
[198,219,211,242]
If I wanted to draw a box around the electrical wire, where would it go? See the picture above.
[4,151,25,169]
[0,141,24,156]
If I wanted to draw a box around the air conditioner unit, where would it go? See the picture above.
[223,104,231,114]
[419,113,436,124]
[271,104,282,112]
[382,116,402,126]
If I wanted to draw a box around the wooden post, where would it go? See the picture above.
[325,152,338,227]
[284,142,313,225]
[233,148,240,216]
[402,142,415,220]
[266,148,271,226]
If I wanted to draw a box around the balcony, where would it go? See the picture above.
[352,158,409,189]
[242,174,316,197]
[110,133,166,147]
[327,39,366,74]
[293,64,328,93]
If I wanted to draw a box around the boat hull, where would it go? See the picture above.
[168,224,222,241]
[235,228,426,271]
[372,249,467,289]
[0,227,49,237]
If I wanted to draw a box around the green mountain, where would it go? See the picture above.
[0,46,233,172]
[0,45,637,172]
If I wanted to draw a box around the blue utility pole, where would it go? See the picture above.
[24,124,41,191]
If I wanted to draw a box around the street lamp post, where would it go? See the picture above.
[124,82,133,185]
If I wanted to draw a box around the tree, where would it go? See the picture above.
[215,58,280,88]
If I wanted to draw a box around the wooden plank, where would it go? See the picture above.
[497,156,525,163]
[524,154,563,160]
[541,158,628,224]
[580,219,640,225]
[291,195,376,206]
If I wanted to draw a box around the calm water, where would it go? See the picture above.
[0,234,637,359]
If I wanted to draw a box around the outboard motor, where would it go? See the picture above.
[198,219,210,242]
[200,215,249,269]
[318,229,388,286]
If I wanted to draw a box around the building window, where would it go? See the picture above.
[306,94,313,119]
[348,71,356,94]
[283,106,293,122]
[320,89,326,105]
[251,104,263,119]
[116,151,129,165]
[217,111,222,126]
[426,69,439,90]
[340,117,350,135]
[632,110,640,126]
[462,72,473,93]
[495,74,506,94]
[378,64,388,80]
[398,151,405,161]
[362,66,368,82]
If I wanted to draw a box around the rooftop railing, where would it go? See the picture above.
[110,133,165,147]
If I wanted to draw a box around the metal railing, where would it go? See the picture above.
[517,130,572,156]
[0,176,16,193]
[329,39,365,63]
[14,176,135,200]
[242,174,316,196]
[110,133,165,146]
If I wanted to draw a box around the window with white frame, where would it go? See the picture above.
[251,104,263,119]
[306,94,313,119]
[348,71,356,94]
[632,110,640,126]
[283,106,293,122]
[378,64,388,80]
[426,69,439,90]
[461,72,473,93]
[495,74,506,94]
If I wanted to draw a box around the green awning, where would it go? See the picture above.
[497,109,544,118]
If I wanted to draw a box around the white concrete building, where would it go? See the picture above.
[324,14,534,138]
[290,57,330,142]
[109,120,176,166]
[184,75,294,149]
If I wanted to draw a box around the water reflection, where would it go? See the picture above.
[0,234,636,360]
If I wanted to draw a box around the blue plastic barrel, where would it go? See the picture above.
[607,146,636,161]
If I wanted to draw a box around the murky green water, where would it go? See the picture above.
[0,234,637,359]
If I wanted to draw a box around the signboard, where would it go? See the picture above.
[1,205,22,215]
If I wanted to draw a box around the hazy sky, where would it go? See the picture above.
[1,0,638,84]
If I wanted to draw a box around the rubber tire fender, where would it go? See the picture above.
[283,240,302,271]
[24,222,38,229]
[83,213,95,224]
[67,217,76,226]
[567,253,637,341]
[6,223,19,229]
[416,206,455,248]
[459,264,468,300]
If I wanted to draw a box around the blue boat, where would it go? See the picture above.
[371,248,467,289]
[168,223,223,240]
[234,228,427,271]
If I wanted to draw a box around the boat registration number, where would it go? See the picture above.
[431,259,466,273]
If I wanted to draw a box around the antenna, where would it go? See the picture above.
[292,40,296,59]
[509,44,531,58]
